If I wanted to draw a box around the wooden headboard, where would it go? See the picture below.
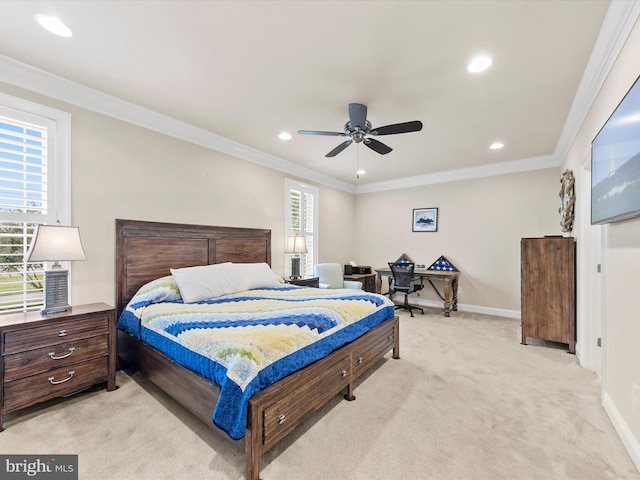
[115,219,271,317]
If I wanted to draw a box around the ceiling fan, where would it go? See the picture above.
[297,103,423,157]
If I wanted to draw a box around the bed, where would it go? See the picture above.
[115,219,400,480]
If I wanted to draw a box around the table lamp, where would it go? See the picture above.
[25,224,87,314]
[285,235,307,279]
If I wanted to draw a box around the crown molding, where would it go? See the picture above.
[354,154,558,194]
[0,1,634,196]
[554,0,640,160]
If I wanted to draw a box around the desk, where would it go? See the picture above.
[375,268,459,317]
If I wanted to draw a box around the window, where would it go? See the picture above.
[285,179,318,278]
[0,94,71,312]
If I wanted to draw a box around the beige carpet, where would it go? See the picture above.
[1,309,638,480]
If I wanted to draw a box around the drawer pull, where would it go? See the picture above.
[357,356,363,364]
[388,335,394,342]
[48,371,75,385]
[341,369,348,377]
[278,414,286,425]
[48,347,75,360]
[58,329,68,337]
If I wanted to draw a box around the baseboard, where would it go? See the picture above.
[409,297,521,319]
[602,391,640,473]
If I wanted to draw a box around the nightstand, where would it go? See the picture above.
[285,276,320,288]
[0,303,116,431]
[344,273,377,293]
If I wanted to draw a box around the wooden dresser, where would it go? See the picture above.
[0,303,116,430]
[521,237,576,353]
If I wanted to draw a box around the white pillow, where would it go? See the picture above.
[170,262,280,303]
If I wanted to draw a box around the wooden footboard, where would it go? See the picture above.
[117,315,399,479]
[246,315,399,480]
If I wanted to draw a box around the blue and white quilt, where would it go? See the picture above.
[117,276,395,439]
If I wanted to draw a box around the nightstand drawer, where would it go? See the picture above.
[3,356,108,410]
[3,315,110,355]
[3,335,109,382]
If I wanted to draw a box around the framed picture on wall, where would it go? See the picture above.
[412,207,438,232]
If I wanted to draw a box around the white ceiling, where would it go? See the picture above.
[0,1,631,192]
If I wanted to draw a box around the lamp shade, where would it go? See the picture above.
[285,235,308,254]
[26,225,87,262]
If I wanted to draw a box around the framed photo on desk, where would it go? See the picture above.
[412,207,438,232]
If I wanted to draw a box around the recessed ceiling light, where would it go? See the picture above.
[467,56,492,73]
[490,142,504,150]
[278,132,292,140]
[34,14,73,38]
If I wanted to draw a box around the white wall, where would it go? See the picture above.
[561,16,640,470]
[354,168,560,314]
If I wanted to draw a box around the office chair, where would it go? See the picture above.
[388,262,424,317]
[314,263,363,289]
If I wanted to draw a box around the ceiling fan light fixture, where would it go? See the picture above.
[298,103,422,157]
[467,56,492,73]
[34,14,73,38]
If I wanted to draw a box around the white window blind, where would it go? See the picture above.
[0,97,70,313]
[285,179,318,278]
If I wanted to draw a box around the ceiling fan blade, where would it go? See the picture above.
[371,120,423,136]
[297,130,346,136]
[364,138,393,155]
[348,103,367,129]
[325,140,353,157]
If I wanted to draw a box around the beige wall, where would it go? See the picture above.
[2,76,560,316]
[354,169,560,313]
[561,16,640,468]
[0,83,356,307]
[317,187,356,265]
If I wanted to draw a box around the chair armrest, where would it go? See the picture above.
[343,280,363,290]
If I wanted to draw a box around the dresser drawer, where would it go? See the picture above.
[3,315,109,355]
[3,335,109,382]
[351,320,395,378]
[262,353,351,448]
[3,356,108,410]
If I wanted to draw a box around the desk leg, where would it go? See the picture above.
[376,274,382,294]
[443,277,452,317]
[452,277,458,312]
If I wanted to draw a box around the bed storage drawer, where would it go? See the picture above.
[261,353,351,449]
[351,320,396,378]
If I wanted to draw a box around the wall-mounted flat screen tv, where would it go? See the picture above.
[591,75,640,225]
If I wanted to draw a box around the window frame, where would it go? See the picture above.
[0,93,71,312]
[284,179,318,278]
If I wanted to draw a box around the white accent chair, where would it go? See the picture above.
[313,263,363,290]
